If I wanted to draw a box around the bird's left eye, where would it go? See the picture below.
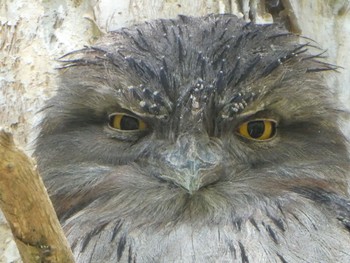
[237,119,276,141]
[109,113,147,131]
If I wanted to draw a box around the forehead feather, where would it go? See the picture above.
[59,14,336,119]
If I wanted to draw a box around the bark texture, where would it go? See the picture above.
[0,131,75,263]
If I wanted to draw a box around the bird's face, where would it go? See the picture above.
[35,15,350,262]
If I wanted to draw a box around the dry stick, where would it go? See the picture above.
[0,130,75,263]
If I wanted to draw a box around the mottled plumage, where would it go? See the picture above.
[35,14,350,262]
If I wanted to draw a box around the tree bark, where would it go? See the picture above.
[0,131,75,263]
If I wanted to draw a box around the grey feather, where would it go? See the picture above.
[35,14,350,262]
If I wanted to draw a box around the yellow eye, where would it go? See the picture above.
[237,120,276,141]
[109,113,147,131]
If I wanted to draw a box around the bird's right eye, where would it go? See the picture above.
[109,113,147,131]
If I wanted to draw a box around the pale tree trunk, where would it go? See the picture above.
[1,0,349,262]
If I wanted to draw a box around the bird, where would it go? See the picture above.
[34,14,350,262]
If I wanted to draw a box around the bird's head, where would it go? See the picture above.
[35,14,349,226]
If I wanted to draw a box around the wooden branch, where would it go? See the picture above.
[0,130,75,263]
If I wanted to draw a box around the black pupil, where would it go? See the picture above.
[247,121,265,138]
[120,116,139,130]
